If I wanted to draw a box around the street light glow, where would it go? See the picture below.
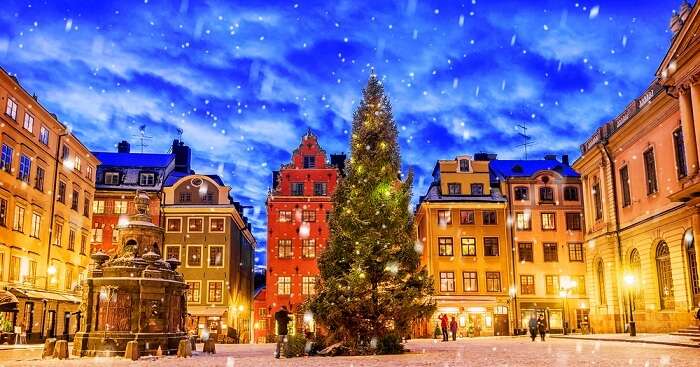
[624,274,636,286]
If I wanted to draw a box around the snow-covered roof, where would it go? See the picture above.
[489,159,579,179]
[93,152,174,167]
[419,183,506,203]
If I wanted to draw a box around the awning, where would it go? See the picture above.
[187,306,228,317]
[10,288,81,303]
[0,290,19,312]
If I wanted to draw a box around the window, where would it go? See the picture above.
[278,239,293,259]
[0,253,4,281]
[208,245,223,267]
[302,210,316,222]
[484,237,499,256]
[291,182,304,196]
[86,165,93,180]
[515,212,531,230]
[302,276,316,295]
[438,237,453,256]
[565,212,581,231]
[13,205,25,232]
[39,126,49,145]
[437,210,452,225]
[545,275,560,295]
[463,272,477,292]
[92,200,105,214]
[564,186,579,201]
[643,148,658,194]
[1,144,13,173]
[656,242,674,309]
[459,159,470,172]
[541,212,556,230]
[543,243,558,262]
[482,210,497,225]
[104,172,120,185]
[9,256,20,282]
[210,218,225,232]
[179,192,191,202]
[111,228,118,243]
[461,238,476,256]
[569,243,583,262]
[18,155,31,182]
[187,246,202,267]
[303,155,316,168]
[302,239,316,259]
[91,228,103,243]
[166,218,181,232]
[439,272,455,292]
[22,113,34,132]
[617,166,631,208]
[486,272,501,292]
[278,210,292,223]
[459,210,474,224]
[685,230,700,300]
[277,276,291,295]
[5,99,17,120]
[514,186,528,200]
[0,198,7,226]
[470,183,484,195]
[54,223,63,246]
[208,281,223,303]
[592,180,603,220]
[573,276,586,295]
[80,234,87,254]
[83,197,90,217]
[314,182,327,196]
[186,281,201,302]
[35,166,45,191]
[539,187,554,202]
[165,245,180,261]
[30,213,40,238]
[518,243,533,262]
[188,218,203,232]
[74,156,81,172]
[596,259,606,304]
[68,229,75,251]
[629,249,644,309]
[520,275,535,295]
[71,190,79,211]
[139,172,155,186]
[674,128,688,179]
[447,183,461,195]
[61,145,69,160]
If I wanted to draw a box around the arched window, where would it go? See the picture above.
[629,249,644,309]
[685,230,700,298]
[656,242,675,310]
[596,259,606,305]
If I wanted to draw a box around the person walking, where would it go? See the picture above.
[449,316,458,341]
[528,315,537,341]
[537,315,547,341]
[439,314,449,342]
[274,306,291,358]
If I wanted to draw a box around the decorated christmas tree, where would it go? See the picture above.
[308,73,435,352]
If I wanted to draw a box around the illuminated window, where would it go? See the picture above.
[13,205,25,232]
[165,245,180,261]
[515,212,531,230]
[459,210,474,224]
[278,239,293,259]
[302,239,316,259]
[188,218,203,232]
[437,210,451,225]
[438,237,453,256]
[461,238,476,256]
[486,272,501,292]
[277,276,291,295]
[39,126,50,145]
[5,99,17,120]
[208,245,223,267]
[187,281,201,302]
[302,276,316,295]
[541,212,556,230]
[278,210,292,223]
[187,245,202,267]
[166,218,181,232]
[545,275,560,295]
[520,275,535,295]
[463,272,477,292]
[208,281,223,303]
[569,243,584,262]
[439,272,455,292]
[113,200,127,214]
[302,210,316,222]
[30,213,41,238]
[93,200,105,214]
[209,218,225,232]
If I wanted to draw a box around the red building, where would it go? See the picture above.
[257,131,344,339]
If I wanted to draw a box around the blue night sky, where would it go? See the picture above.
[0,0,681,268]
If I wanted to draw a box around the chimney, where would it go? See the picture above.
[562,154,570,166]
[670,11,683,34]
[117,140,131,153]
[544,154,557,161]
[680,0,692,23]
[172,139,192,173]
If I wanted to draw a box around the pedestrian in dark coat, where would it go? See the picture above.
[449,317,458,341]
[439,314,449,342]
[537,315,547,341]
[274,306,292,358]
[528,316,537,341]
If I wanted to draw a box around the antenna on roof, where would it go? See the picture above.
[515,123,535,160]
[176,127,184,141]
[132,124,152,153]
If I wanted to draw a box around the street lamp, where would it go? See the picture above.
[624,273,637,337]
[559,278,577,335]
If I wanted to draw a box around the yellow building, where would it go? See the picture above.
[416,154,511,337]
[0,67,98,342]
[573,2,700,334]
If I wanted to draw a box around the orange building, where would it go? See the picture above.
[0,67,98,342]
[573,2,700,334]
[259,131,344,339]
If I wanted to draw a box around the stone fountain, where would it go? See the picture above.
[72,192,188,357]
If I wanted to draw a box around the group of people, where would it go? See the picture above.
[528,314,548,341]
[438,314,458,341]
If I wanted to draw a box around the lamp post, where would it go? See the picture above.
[559,278,577,335]
[624,274,637,337]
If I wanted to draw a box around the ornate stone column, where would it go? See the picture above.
[686,83,700,175]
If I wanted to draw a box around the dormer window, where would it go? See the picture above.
[539,187,554,202]
[104,172,120,185]
[303,155,316,168]
[514,186,529,200]
[459,159,470,172]
[139,172,155,186]
[470,183,484,195]
[448,183,461,195]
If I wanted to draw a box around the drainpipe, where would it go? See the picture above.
[506,180,519,334]
[46,133,68,290]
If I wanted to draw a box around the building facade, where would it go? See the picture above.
[415,154,511,337]
[0,67,98,342]
[573,2,700,334]
[260,131,344,340]
[162,173,255,342]
[491,156,588,334]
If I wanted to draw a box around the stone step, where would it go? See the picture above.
[670,331,700,337]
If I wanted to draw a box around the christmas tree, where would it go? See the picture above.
[308,73,435,352]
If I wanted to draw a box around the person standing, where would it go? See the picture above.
[537,315,547,341]
[449,316,458,341]
[528,315,537,342]
[439,314,449,342]
[274,306,291,358]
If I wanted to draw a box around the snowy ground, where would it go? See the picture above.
[0,337,698,367]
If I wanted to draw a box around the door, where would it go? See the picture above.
[62,312,71,339]
[493,306,509,336]
[47,310,56,338]
[23,302,34,341]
